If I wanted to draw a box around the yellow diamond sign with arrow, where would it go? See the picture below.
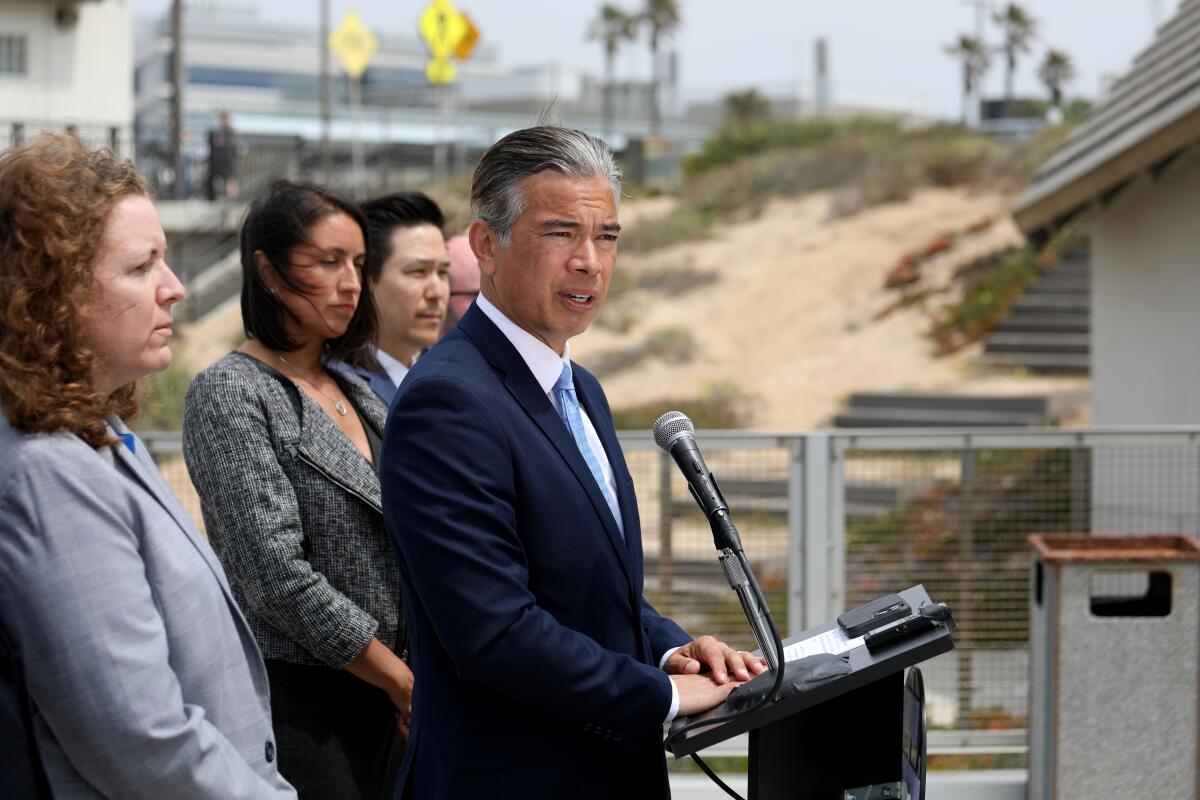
[419,0,468,84]
[454,12,480,61]
[329,11,379,81]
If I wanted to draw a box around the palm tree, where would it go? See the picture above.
[1038,49,1076,111]
[945,35,991,126]
[993,3,1037,105]
[638,0,680,136]
[723,88,771,127]
[587,4,637,139]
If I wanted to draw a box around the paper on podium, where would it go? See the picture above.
[782,626,865,662]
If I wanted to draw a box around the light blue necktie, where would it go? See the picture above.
[554,363,622,533]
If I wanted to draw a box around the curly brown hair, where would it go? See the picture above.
[0,133,151,449]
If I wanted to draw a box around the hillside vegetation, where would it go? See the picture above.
[621,118,1070,254]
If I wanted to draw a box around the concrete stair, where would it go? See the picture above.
[982,246,1091,375]
[833,392,1053,428]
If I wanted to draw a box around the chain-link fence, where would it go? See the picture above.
[142,426,1200,746]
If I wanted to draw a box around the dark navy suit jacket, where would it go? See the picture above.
[381,304,690,799]
[339,362,398,408]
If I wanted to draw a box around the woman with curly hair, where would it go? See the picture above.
[0,133,296,799]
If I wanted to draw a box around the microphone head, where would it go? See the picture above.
[652,410,694,451]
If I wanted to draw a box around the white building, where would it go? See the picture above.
[1014,0,1200,531]
[0,0,133,154]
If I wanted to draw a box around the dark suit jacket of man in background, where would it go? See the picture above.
[381,303,692,799]
[338,361,399,408]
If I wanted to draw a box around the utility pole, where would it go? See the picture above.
[961,0,990,127]
[814,37,830,116]
[169,0,184,199]
[320,0,331,184]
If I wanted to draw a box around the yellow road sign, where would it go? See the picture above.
[426,57,456,84]
[419,0,468,60]
[329,11,378,81]
[454,12,480,61]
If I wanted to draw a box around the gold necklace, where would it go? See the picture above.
[277,353,348,416]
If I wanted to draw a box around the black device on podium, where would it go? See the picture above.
[651,411,954,800]
[667,584,951,799]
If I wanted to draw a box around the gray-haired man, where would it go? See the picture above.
[380,127,765,799]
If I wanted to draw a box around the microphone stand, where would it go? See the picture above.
[699,475,809,708]
[710,510,779,672]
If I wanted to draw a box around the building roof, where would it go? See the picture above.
[1013,0,1200,235]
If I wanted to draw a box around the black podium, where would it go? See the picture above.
[667,585,953,799]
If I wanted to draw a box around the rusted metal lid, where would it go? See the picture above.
[1029,534,1200,564]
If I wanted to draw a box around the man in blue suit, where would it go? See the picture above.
[381,127,765,799]
[345,192,450,406]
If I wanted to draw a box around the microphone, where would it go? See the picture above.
[652,411,742,553]
[653,411,779,671]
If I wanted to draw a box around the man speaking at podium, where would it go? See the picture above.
[381,126,765,799]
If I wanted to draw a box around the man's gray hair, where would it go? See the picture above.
[471,126,621,246]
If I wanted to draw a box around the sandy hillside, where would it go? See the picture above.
[571,188,1089,430]
[175,187,1089,431]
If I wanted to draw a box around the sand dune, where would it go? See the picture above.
[572,188,1088,429]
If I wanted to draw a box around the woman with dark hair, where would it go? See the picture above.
[0,133,295,798]
[183,180,410,799]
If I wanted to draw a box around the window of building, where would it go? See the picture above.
[0,35,27,76]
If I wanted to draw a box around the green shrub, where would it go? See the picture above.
[860,151,919,206]
[610,380,756,430]
[618,206,714,253]
[928,247,1038,353]
[586,327,697,379]
[916,135,999,187]
[622,117,1068,252]
[684,117,900,178]
[928,229,1069,353]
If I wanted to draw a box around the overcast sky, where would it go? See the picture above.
[135,0,1173,119]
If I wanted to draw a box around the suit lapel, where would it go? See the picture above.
[369,371,398,408]
[106,421,234,595]
[294,372,383,512]
[460,307,635,584]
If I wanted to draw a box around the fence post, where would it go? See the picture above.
[802,432,831,631]
[658,448,673,595]
[828,436,846,617]
[957,448,977,730]
[1069,444,1088,532]
[787,436,804,637]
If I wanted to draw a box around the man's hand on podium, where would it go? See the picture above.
[665,635,768,684]
[671,673,743,717]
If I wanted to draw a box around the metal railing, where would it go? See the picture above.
[2,119,124,153]
[141,425,1200,753]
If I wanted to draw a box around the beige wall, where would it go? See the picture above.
[0,0,132,153]
[1090,144,1200,533]
[1092,144,1200,426]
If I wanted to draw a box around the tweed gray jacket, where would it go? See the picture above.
[183,351,403,669]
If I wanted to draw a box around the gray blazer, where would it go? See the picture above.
[0,414,295,799]
[182,352,402,669]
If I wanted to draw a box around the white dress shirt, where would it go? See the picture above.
[475,293,681,721]
[375,347,412,389]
